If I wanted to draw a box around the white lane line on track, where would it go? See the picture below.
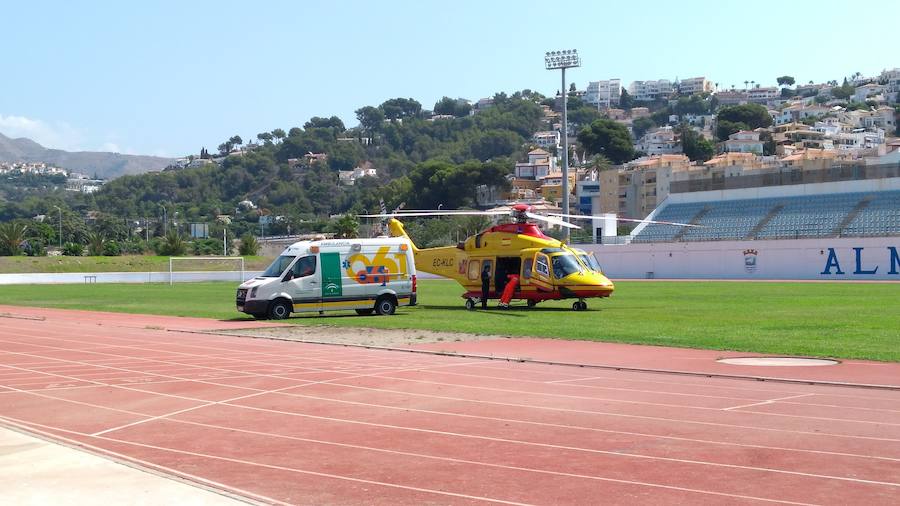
[270,389,900,463]
[402,368,900,414]
[6,376,900,491]
[0,415,533,506]
[89,359,486,437]
[723,394,817,411]
[315,381,900,443]
[0,415,815,506]
[217,402,900,489]
[348,373,900,427]
[0,338,435,395]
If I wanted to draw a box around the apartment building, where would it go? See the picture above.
[584,79,622,107]
[748,86,779,104]
[627,79,674,101]
[678,77,714,95]
[619,154,690,218]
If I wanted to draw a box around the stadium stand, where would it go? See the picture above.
[632,190,900,243]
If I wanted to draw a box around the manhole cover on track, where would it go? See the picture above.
[717,357,839,367]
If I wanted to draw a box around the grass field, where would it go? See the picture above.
[0,255,272,273]
[2,280,899,361]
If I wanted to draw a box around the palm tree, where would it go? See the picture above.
[751,80,756,89]
[86,232,106,256]
[330,214,359,239]
[744,80,749,90]
[0,222,27,256]
[160,230,186,256]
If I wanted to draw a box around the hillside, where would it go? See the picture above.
[0,132,173,179]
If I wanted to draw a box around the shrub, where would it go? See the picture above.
[238,234,260,256]
[23,239,45,257]
[192,238,221,256]
[63,242,84,256]
[121,240,147,255]
[102,241,122,256]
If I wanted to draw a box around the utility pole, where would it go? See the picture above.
[545,49,581,242]
[53,206,62,249]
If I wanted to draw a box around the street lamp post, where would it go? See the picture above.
[545,49,581,242]
[53,206,62,249]
[162,205,168,236]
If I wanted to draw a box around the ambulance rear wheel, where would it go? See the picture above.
[268,299,292,320]
[465,298,476,311]
[375,296,396,316]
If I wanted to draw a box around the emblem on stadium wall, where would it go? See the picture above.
[743,249,758,273]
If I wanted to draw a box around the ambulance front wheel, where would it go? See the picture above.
[268,299,292,320]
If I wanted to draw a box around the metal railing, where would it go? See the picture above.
[670,162,900,193]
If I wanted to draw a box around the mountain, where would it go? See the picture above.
[0,132,173,179]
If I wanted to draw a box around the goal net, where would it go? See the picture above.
[168,257,246,285]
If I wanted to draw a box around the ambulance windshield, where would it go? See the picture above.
[262,255,296,277]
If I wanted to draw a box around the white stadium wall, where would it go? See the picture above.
[581,237,900,280]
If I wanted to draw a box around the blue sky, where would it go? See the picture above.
[1,0,897,157]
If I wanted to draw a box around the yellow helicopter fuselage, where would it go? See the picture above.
[388,219,614,304]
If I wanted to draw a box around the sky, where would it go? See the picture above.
[2,0,897,157]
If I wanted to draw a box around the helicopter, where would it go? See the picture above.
[361,204,695,311]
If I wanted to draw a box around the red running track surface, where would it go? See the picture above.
[0,307,898,505]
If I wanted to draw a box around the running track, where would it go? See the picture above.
[0,309,898,505]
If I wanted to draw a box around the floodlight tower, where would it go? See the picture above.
[545,49,581,241]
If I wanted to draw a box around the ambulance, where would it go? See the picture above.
[236,237,417,319]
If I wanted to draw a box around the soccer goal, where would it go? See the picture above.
[168,257,245,285]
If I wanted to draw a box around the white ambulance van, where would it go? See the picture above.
[236,237,417,319]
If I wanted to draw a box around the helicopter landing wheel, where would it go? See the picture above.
[526,299,537,308]
[465,298,477,311]
[573,300,587,311]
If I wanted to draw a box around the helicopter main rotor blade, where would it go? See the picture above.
[547,213,701,228]
[358,211,507,218]
[524,212,581,229]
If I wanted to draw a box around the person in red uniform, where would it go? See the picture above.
[498,274,519,309]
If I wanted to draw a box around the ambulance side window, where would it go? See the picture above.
[291,256,317,278]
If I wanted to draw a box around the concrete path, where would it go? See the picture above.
[0,427,246,505]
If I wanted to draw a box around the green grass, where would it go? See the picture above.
[0,255,272,273]
[2,280,899,361]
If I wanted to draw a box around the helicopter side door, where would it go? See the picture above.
[531,252,553,291]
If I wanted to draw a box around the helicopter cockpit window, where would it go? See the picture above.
[522,259,533,279]
[551,254,583,279]
[578,252,603,272]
